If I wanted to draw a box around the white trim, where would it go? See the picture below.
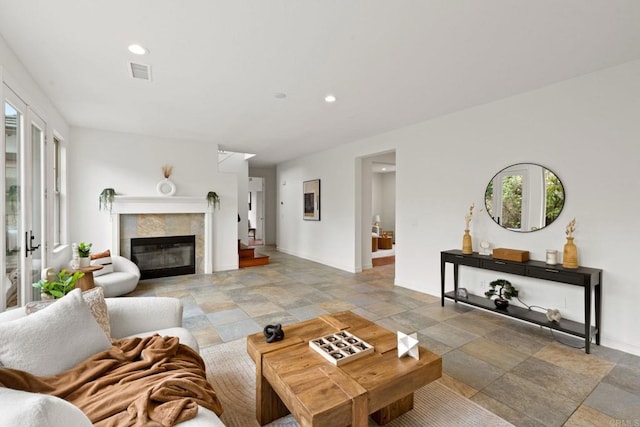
[0,67,5,311]
[111,196,209,213]
[110,196,214,273]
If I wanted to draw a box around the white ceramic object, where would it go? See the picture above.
[397,331,419,360]
[156,178,176,196]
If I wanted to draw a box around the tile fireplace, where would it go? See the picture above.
[131,235,196,279]
[110,196,214,274]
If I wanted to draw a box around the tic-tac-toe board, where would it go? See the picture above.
[309,331,374,366]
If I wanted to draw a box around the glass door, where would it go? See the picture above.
[2,84,45,308]
[4,87,25,308]
[29,113,46,300]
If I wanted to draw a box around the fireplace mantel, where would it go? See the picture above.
[110,196,215,273]
[111,196,211,214]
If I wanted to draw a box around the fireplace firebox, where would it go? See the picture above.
[131,235,196,279]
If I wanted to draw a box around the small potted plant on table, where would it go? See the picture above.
[484,279,519,309]
[78,242,92,267]
[33,269,84,300]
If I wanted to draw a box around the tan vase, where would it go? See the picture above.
[562,237,578,269]
[462,229,472,254]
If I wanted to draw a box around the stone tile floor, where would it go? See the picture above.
[130,246,640,426]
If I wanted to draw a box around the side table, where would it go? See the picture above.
[378,236,393,250]
[69,265,103,292]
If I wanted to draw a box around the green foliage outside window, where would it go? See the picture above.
[501,176,522,229]
[545,170,565,226]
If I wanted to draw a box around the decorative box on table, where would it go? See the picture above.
[309,331,373,366]
[492,248,529,262]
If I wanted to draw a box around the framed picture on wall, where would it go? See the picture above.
[303,179,321,221]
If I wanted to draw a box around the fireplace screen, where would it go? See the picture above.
[131,235,196,279]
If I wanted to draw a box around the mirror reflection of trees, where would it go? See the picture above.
[485,163,564,232]
[545,171,564,226]
[501,175,523,229]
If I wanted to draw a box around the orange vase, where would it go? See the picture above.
[562,237,578,269]
[462,230,472,254]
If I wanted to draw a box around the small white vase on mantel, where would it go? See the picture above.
[156,178,177,196]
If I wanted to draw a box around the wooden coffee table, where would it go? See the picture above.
[247,311,442,426]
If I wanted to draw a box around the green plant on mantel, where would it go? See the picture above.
[99,188,116,213]
[206,191,220,210]
[33,269,84,299]
[78,242,92,258]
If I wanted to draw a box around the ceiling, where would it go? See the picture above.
[1,1,639,167]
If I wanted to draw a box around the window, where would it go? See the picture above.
[53,136,61,247]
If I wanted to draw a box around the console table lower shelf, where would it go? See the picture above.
[443,291,596,340]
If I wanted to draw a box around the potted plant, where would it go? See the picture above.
[33,269,84,300]
[77,242,92,267]
[484,279,519,309]
[206,191,220,210]
[99,188,116,213]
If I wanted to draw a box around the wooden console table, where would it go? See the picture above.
[440,249,602,353]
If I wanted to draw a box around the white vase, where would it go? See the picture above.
[156,178,176,196]
[79,257,90,268]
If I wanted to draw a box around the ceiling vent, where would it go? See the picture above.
[128,61,152,81]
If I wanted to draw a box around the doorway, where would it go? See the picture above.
[360,151,396,270]
[3,83,47,309]
[248,177,265,246]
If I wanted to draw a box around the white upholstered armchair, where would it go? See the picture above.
[93,255,141,297]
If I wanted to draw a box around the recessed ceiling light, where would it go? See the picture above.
[382,167,387,171]
[128,44,148,55]
[324,94,337,103]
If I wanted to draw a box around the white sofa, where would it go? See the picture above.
[0,295,225,427]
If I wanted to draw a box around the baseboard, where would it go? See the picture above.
[600,336,640,357]
[213,263,239,272]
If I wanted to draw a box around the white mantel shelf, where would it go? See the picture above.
[110,195,215,273]
[111,196,212,214]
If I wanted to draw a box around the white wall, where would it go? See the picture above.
[372,172,396,236]
[68,128,239,271]
[0,37,69,139]
[248,176,263,239]
[249,166,277,245]
[371,173,383,225]
[381,172,396,237]
[0,34,71,264]
[277,59,640,356]
[278,151,361,272]
[218,153,248,245]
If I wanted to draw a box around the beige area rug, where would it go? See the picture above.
[201,338,513,427]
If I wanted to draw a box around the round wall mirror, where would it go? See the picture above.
[485,163,565,232]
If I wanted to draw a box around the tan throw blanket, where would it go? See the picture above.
[0,335,224,426]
